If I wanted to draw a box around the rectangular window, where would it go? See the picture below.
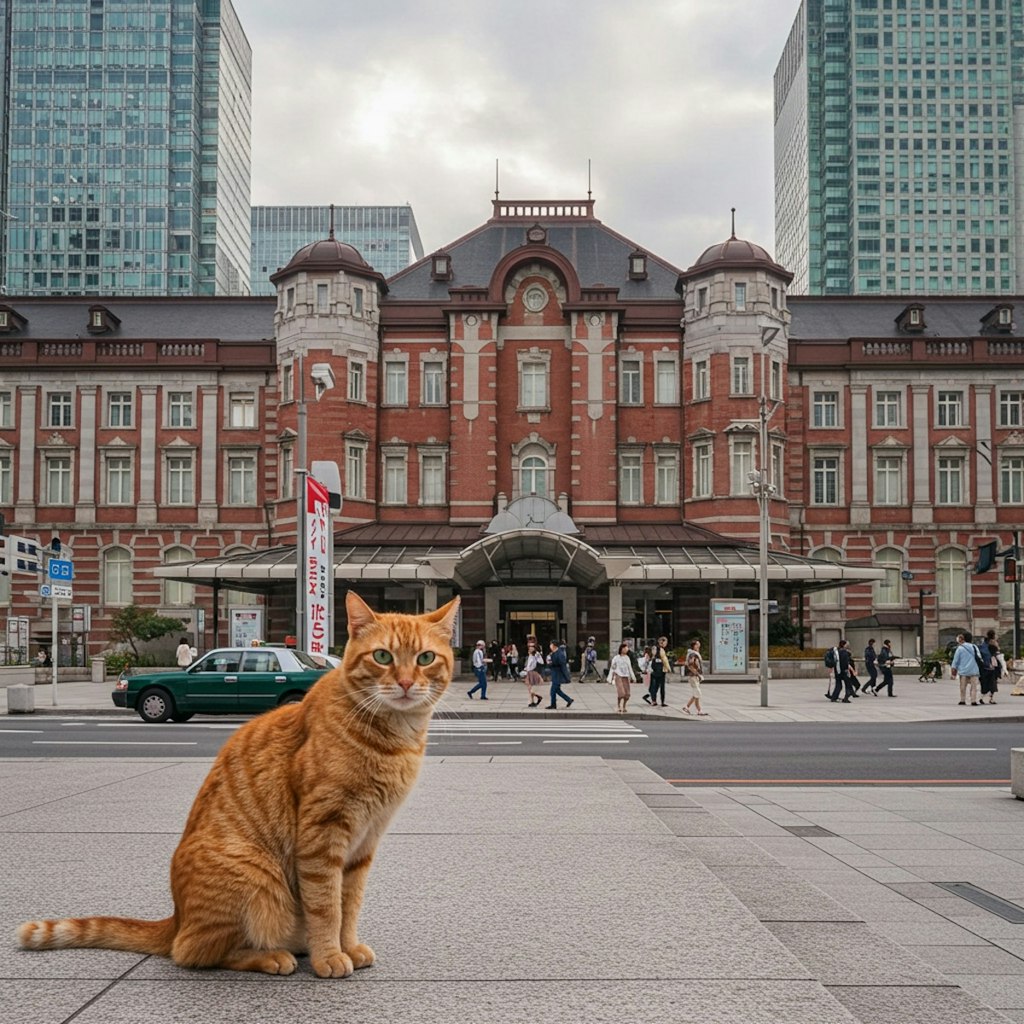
[999,390,1024,427]
[0,451,11,504]
[697,286,707,311]
[382,454,407,504]
[422,361,445,406]
[520,362,547,408]
[167,391,193,428]
[348,360,365,402]
[620,359,642,404]
[812,391,839,428]
[281,363,294,403]
[105,455,132,505]
[731,439,754,495]
[693,359,709,400]
[167,455,194,505]
[731,357,751,395]
[45,456,72,504]
[936,390,963,426]
[286,287,295,313]
[937,455,964,504]
[316,282,329,312]
[654,360,677,404]
[874,454,902,505]
[227,455,256,505]
[107,391,132,427]
[655,453,677,504]
[771,444,785,498]
[421,454,444,505]
[734,282,747,310]
[619,452,642,504]
[770,360,783,401]
[384,362,408,405]
[812,456,840,505]
[48,392,72,428]
[346,444,366,499]
[228,394,255,428]
[280,445,294,500]
[874,390,902,427]
[1000,455,1024,504]
[353,287,364,315]
[694,443,712,498]
[0,391,13,428]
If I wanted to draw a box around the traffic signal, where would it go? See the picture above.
[1006,557,1019,584]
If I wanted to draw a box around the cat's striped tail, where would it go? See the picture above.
[17,915,176,956]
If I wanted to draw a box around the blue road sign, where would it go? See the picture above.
[48,559,74,581]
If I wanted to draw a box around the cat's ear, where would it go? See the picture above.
[345,592,378,638]
[425,596,460,641]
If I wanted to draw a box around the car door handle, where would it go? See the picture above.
[275,675,287,682]
[224,675,238,682]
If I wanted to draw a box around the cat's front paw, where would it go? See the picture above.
[311,949,354,978]
[345,942,375,969]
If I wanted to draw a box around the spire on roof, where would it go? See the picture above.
[328,203,336,241]
[730,207,736,239]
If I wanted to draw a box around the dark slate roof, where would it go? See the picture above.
[387,204,683,301]
[0,296,275,341]
[789,295,1019,340]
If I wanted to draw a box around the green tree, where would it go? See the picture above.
[109,606,185,660]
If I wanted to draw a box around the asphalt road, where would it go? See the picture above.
[1,715,1020,784]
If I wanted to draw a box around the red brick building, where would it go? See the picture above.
[2,198,1017,662]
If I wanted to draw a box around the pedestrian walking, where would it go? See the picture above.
[874,638,896,697]
[607,643,637,713]
[980,630,1000,705]
[682,639,708,716]
[487,640,502,682]
[521,641,544,707]
[545,640,573,709]
[950,631,982,706]
[468,640,490,700]
[863,638,878,693]
[827,639,856,702]
[508,642,520,680]
[644,636,671,707]
[578,637,600,683]
[639,645,653,692]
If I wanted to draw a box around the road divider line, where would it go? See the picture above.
[33,741,198,746]
[888,747,997,751]
[0,729,44,734]
[666,778,1011,785]
[477,741,522,746]
[541,739,631,744]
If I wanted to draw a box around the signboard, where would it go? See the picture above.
[40,583,72,599]
[230,608,264,648]
[711,599,749,675]
[72,605,91,633]
[6,616,29,660]
[303,476,332,656]
[48,559,74,581]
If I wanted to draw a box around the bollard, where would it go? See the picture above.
[1012,749,1024,800]
[7,684,35,715]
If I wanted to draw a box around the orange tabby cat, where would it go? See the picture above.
[18,592,459,978]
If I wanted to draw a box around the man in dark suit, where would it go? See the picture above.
[863,638,878,693]
[546,640,574,709]
[828,639,856,702]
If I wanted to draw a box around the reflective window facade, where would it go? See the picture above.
[0,0,251,296]
[250,205,424,295]
[775,0,1021,296]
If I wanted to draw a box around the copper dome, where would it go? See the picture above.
[269,237,388,290]
[679,235,792,284]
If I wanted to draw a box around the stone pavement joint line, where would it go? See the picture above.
[2,755,1022,1023]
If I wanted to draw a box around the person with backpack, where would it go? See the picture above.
[826,639,855,702]
[874,638,896,696]
[950,632,983,706]
[578,637,600,683]
[644,636,672,707]
[979,630,1000,705]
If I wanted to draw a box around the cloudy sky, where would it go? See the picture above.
[241,0,799,271]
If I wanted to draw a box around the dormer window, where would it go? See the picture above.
[628,250,648,281]
[87,304,120,334]
[431,252,452,282]
[895,303,926,333]
[980,303,1014,333]
[0,304,27,333]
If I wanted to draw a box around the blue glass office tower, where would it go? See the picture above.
[775,0,1022,296]
[0,0,251,296]
[250,205,424,294]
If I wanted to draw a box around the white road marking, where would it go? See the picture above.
[0,729,45,734]
[888,747,997,751]
[542,739,632,745]
[477,741,523,746]
[33,741,198,746]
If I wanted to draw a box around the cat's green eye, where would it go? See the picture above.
[416,651,436,666]
[372,650,394,665]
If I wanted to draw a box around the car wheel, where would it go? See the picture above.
[277,691,305,706]
[170,712,194,723]
[138,687,175,723]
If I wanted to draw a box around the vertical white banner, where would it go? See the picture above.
[304,477,331,655]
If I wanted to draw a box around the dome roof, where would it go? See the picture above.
[679,235,793,284]
[269,236,388,290]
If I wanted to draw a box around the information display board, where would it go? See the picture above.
[710,599,749,675]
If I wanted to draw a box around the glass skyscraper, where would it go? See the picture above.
[0,0,251,296]
[250,205,424,294]
[774,0,1020,295]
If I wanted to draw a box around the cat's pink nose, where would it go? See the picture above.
[396,679,415,694]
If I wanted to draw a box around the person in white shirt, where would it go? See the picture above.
[683,639,708,716]
[468,640,490,700]
[175,637,194,669]
[607,642,637,714]
[522,641,544,708]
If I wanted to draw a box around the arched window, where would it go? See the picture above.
[810,547,843,608]
[162,546,194,607]
[521,456,547,497]
[936,547,967,606]
[873,546,904,607]
[103,546,133,606]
